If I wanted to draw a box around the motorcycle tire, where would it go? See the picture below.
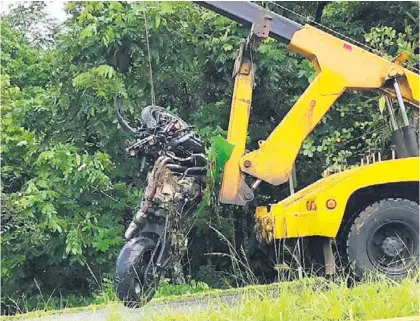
[115,236,162,308]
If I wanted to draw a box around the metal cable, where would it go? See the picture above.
[266,1,381,54]
[265,1,419,73]
[143,10,156,107]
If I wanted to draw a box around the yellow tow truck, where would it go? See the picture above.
[199,1,419,279]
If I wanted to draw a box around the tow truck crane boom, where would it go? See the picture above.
[198,1,302,43]
[197,1,419,205]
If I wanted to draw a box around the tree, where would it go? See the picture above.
[2,2,59,48]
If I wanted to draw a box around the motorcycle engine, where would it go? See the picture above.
[116,99,207,240]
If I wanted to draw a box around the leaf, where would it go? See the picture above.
[80,24,97,39]
[160,2,174,14]
[17,140,28,147]
[378,96,386,114]
[25,181,38,194]
[222,43,233,51]
[37,150,55,163]
[95,65,116,79]
[110,1,122,11]
[155,15,161,29]
[36,179,50,189]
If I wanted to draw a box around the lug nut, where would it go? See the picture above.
[244,192,253,200]
[244,160,251,168]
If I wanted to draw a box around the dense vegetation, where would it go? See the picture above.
[1,1,419,314]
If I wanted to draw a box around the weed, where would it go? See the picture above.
[148,274,420,321]
[155,279,211,298]
[106,310,123,321]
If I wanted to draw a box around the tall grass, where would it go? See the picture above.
[147,274,419,321]
[147,225,419,321]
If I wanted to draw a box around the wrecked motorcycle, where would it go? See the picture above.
[113,97,207,308]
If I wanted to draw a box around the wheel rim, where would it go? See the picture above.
[367,219,418,275]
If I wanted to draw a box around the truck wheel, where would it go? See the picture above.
[346,198,419,280]
[115,236,161,308]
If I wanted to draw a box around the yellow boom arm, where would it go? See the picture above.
[219,25,419,205]
[241,25,419,184]
[196,1,419,205]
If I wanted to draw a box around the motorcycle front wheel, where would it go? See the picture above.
[115,236,162,308]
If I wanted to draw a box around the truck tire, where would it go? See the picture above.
[347,198,419,280]
[115,236,161,308]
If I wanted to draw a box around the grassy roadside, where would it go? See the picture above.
[0,278,214,319]
[1,279,278,321]
[147,276,419,321]
[1,275,418,321]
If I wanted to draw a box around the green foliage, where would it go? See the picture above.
[365,25,419,68]
[155,279,211,298]
[72,64,124,99]
[1,0,419,314]
[2,2,58,48]
[1,12,132,314]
